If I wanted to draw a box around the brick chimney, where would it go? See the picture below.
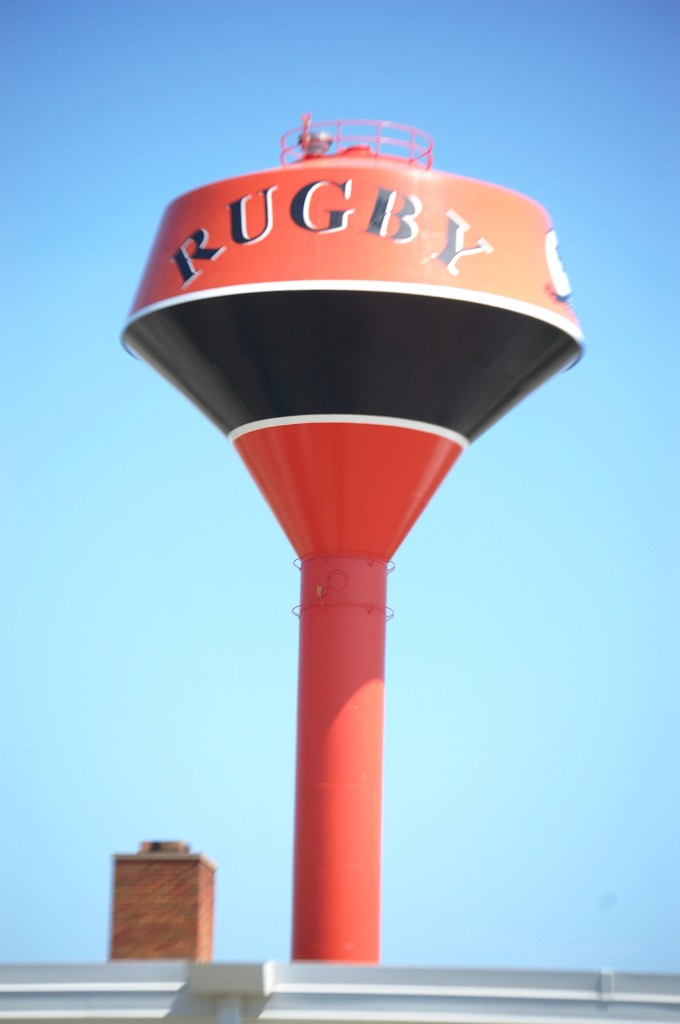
[110,841,216,961]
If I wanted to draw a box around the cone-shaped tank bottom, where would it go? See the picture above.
[231,417,466,560]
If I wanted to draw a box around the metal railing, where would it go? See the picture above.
[281,115,434,169]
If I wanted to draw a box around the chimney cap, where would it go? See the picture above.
[139,840,190,855]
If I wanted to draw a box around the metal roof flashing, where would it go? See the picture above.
[1,962,679,1024]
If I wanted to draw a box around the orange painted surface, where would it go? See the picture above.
[292,555,387,962]
[233,420,465,560]
[129,157,580,334]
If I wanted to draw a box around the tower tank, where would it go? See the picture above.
[123,117,582,964]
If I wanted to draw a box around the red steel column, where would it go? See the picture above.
[292,554,388,962]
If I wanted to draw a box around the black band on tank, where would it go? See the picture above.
[123,290,580,442]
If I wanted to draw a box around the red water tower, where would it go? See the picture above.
[123,117,582,964]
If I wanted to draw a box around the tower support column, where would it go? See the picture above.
[292,554,388,962]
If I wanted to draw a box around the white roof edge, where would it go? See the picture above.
[0,963,188,984]
[0,963,678,1024]
[192,961,680,997]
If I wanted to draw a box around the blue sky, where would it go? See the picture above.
[1,0,678,971]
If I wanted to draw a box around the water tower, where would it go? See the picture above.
[123,117,582,965]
